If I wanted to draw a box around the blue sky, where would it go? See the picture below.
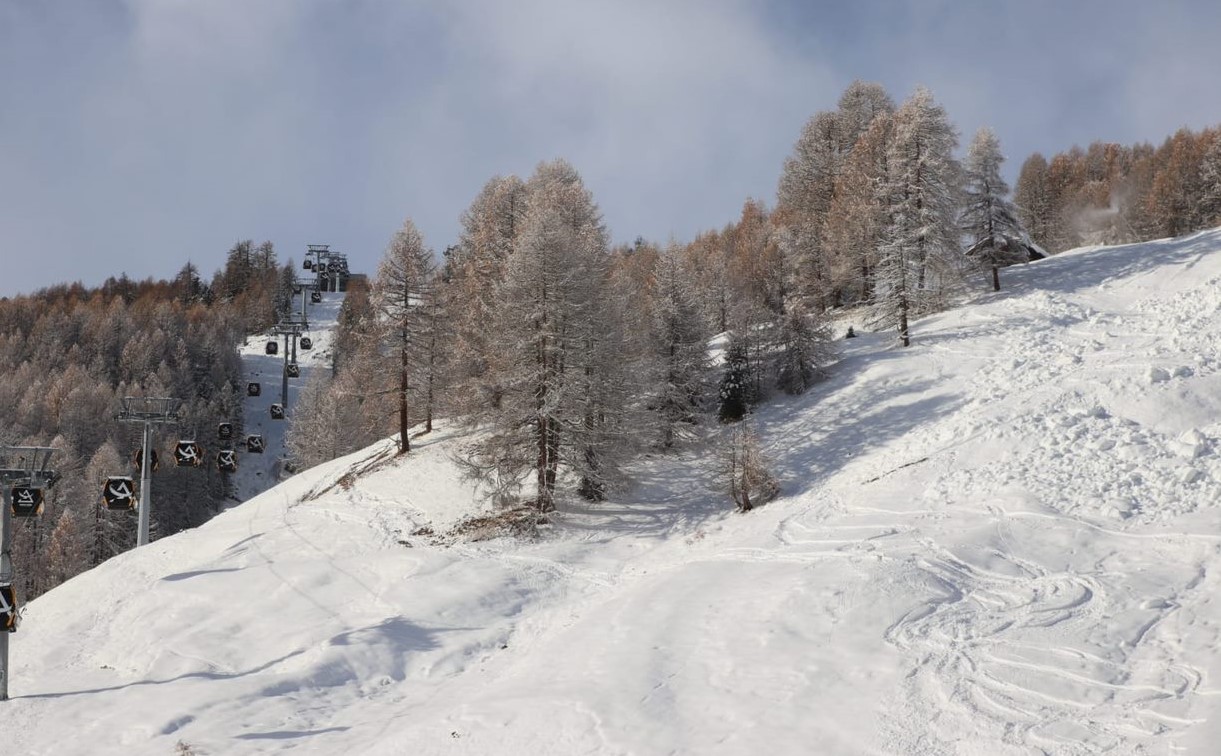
[3,0,1219,296]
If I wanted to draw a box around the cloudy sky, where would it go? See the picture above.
[3,0,1219,296]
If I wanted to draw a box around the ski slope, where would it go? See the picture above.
[231,292,344,502]
[5,230,1221,754]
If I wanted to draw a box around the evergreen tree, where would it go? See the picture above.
[445,175,528,415]
[777,110,842,309]
[723,420,778,512]
[372,217,436,454]
[824,112,894,304]
[775,302,831,395]
[461,160,619,512]
[717,336,751,423]
[650,247,708,448]
[1201,136,1221,226]
[961,127,1028,291]
[1015,153,1053,248]
[873,87,962,346]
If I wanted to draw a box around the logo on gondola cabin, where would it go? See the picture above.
[216,450,238,473]
[174,441,203,467]
[10,487,43,517]
[103,476,136,510]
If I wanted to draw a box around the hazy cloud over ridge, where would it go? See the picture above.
[2,0,1219,295]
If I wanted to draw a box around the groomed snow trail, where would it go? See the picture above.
[3,231,1221,755]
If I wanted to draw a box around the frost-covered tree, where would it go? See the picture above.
[873,87,961,346]
[723,420,778,512]
[1015,153,1053,249]
[372,218,437,454]
[836,80,895,156]
[461,160,620,511]
[1202,136,1221,226]
[775,302,831,395]
[824,111,894,304]
[961,127,1028,291]
[650,246,708,448]
[777,110,842,308]
[444,175,527,415]
[717,336,751,423]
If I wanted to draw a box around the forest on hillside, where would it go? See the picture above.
[0,243,298,598]
[5,80,1221,599]
[291,81,1221,518]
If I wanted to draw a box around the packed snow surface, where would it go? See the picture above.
[6,230,1221,754]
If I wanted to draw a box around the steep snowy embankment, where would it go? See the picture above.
[4,230,1221,755]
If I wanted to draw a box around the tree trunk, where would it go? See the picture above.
[399,334,410,454]
[991,265,1000,292]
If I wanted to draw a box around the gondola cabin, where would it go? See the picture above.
[174,440,203,467]
[286,363,300,378]
[246,435,266,454]
[103,476,136,510]
[299,336,312,350]
[134,448,159,472]
[265,341,278,356]
[217,422,233,441]
[303,258,313,270]
[216,450,238,473]
[1,585,16,632]
[310,291,322,304]
[247,382,261,397]
[10,487,44,517]
[270,403,285,420]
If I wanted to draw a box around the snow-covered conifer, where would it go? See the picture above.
[372,217,436,454]
[723,420,778,512]
[650,246,709,448]
[873,87,962,346]
[1199,136,1221,226]
[444,175,527,415]
[961,127,1028,291]
[717,336,751,423]
[775,302,831,395]
[462,160,621,511]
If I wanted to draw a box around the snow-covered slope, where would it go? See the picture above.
[232,292,343,501]
[6,230,1221,755]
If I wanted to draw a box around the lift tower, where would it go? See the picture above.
[0,446,59,700]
